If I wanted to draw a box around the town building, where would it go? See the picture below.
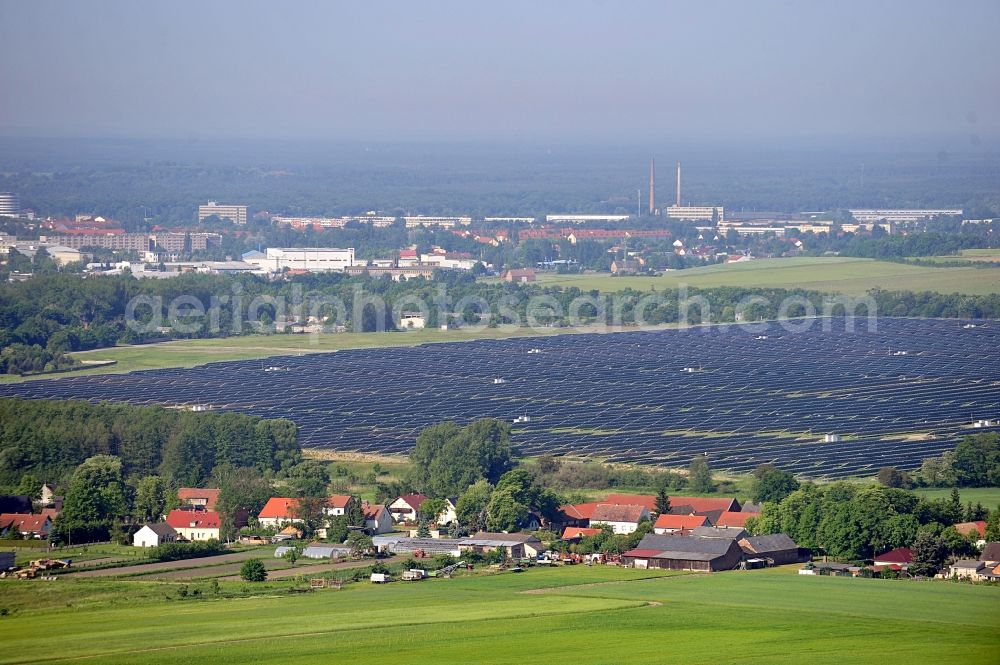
[198,201,248,225]
[0,193,20,216]
[544,214,631,223]
[848,209,962,224]
[242,247,355,273]
[665,206,724,222]
[403,216,472,228]
[343,265,436,281]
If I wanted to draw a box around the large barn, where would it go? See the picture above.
[623,533,744,572]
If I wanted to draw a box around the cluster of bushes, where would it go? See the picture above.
[917,433,1000,488]
[747,482,993,561]
[0,343,79,376]
[149,540,226,563]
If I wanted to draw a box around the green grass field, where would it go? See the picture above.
[913,486,1000,508]
[535,256,1000,295]
[0,326,568,384]
[0,565,996,664]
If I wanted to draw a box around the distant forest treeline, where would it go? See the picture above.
[2,272,1000,375]
[0,397,301,491]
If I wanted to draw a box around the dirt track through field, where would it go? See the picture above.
[63,549,267,578]
[217,555,404,581]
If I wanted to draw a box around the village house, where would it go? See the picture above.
[0,513,51,539]
[363,503,395,535]
[589,504,650,534]
[388,494,428,524]
[165,509,221,541]
[873,547,913,569]
[132,523,178,548]
[947,559,991,581]
[257,495,354,530]
[177,488,221,511]
[980,541,1000,564]
[953,521,987,546]
[555,502,601,529]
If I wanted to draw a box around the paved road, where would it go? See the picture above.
[64,549,268,578]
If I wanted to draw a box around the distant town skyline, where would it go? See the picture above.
[1,1,998,142]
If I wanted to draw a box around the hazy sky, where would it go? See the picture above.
[1,1,998,142]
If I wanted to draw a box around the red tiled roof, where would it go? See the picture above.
[716,511,756,528]
[562,527,602,540]
[394,493,428,511]
[0,513,51,534]
[165,509,221,530]
[363,503,388,520]
[563,502,602,520]
[954,521,987,538]
[666,495,741,514]
[591,504,648,524]
[654,514,710,530]
[177,488,221,510]
[259,497,299,519]
[328,495,353,510]
[623,548,664,558]
[602,494,658,511]
[874,547,913,564]
[259,495,353,519]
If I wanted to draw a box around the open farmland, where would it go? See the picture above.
[0,566,997,664]
[1,317,997,479]
[534,256,1000,295]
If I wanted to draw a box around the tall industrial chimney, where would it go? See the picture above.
[676,161,682,207]
[648,157,656,215]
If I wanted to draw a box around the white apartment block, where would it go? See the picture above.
[544,214,631,223]
[198,201,248,225]
[665,206,724,222]
[848,209,961,223]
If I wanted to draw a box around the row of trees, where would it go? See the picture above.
[0,398,301,492]
[916,433,1000,488]
[746,481,996,561]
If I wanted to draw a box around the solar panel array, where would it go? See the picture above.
[2,317,998,479]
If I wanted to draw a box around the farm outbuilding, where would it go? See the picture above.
[739,534,805,565]
[624,534,744,572]
[132,523,178,548]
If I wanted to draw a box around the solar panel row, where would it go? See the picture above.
[1,317,996,479]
